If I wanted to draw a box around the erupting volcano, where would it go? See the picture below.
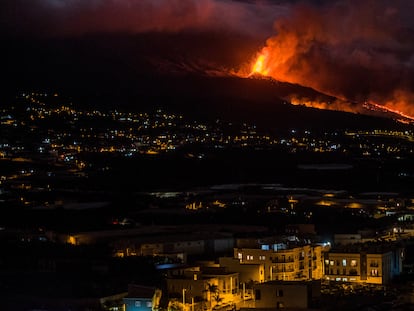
[2,0,414,125]
[240,1,414,124]
[246,43,414,124]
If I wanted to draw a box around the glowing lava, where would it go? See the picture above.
[364,101,414,122]
[250,50,270,76]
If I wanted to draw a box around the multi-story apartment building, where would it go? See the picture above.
[233,243,323,282]
[323,243,404,284]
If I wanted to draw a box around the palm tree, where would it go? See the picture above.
[205,283,222,309]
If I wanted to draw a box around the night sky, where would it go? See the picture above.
[1,0,414,117]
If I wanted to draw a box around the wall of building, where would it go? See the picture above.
[323,247,403,285]
[234,245,323,282]
[252,282,310,309]
[124,298,153,311]
[219,257,265,284]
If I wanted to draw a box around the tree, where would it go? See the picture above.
[205,283,222,308]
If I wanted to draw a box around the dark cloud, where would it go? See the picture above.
[0,0,288,37]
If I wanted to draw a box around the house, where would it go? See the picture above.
[166,265,240,311]
[123,284,161,311]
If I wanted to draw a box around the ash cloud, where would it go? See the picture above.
[0,0,288,37]
[256,0,414,116]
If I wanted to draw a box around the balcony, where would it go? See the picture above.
[271,258,294,263]
[273,268,295,273]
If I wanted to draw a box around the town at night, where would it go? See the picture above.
[2,1,414,311]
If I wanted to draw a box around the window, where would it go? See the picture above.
[247,255,254,260]
[342,259,347,266]
[146,301,152,308]
[330,260,334,266]
[277,289,284,297]
[276,302,284,309]
[350,260,357,267]
[135,301,141,307]
[370,261,379,267]
[238,253,242,260]
[349,269,358,275]
[255,289,261,300]
[259,255,266,260]
[371,269,379,276]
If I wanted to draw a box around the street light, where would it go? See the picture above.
[182,288,187,311]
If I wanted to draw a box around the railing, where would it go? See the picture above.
[271,258,294,263]
[273,268,295,273]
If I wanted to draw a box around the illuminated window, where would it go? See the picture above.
[350,260,357,267]
[371,269,379,276]
[259,255,266,260]
[330,260,334,266]
[146,301,152,308]
[238,253,242,260]
[247,255,254,260]
[342,259,347,266]
[135,301,141,307]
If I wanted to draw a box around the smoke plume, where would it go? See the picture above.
[0,0,287,37]
[250,0,414,117]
